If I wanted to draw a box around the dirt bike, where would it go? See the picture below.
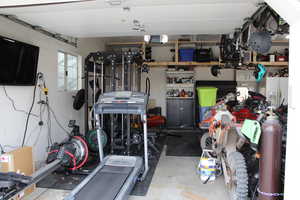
[200,101,248,200]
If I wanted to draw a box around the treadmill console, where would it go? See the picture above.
[94,91,148,115]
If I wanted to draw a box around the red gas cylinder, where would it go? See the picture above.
[259,114,283,200]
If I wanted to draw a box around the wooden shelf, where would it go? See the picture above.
[106,40,287,46]
[107,41,145,46]
[106,40,220,46]
[107,39,289,68]
[144,61,288,67]
[271,40,289,44]
[144,61,220,66]
[166,70,195,74]
[254,61,289,66]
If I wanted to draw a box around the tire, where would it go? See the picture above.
[73,89,85,110]
[200,132,213,150]
[227,151,249,200]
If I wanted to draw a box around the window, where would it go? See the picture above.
[57,51,81,91]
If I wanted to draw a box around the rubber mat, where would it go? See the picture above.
[166,132,202,157]
[37,135,166,197]
[37,173,87,191]
[131,135,165,196]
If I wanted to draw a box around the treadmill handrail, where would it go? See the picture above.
[93,104,146,115]
[94,91,149,180]
[93,91,148,115]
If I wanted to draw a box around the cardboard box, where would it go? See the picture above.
[0,146,35,200]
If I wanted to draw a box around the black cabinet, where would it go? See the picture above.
[167,99,194,128]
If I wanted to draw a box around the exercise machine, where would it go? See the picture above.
[65,91,149,200]
[0,135,89,200]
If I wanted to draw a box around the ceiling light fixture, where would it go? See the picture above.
[144,35,151,43]
[161,34,169,44]
[144,35,169,44]
[105,0,123,6]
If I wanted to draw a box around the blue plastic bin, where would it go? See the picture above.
[179,48,195,61]
[199,106,212,125]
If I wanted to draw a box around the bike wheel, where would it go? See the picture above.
[227,151,249,200]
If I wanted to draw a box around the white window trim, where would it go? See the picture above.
[58,51,82,92]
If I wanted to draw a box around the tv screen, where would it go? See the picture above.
[0,36,39,86]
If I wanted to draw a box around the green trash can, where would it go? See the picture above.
[197,87,218,107]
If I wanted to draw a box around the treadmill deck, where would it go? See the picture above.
[74,166,133,200]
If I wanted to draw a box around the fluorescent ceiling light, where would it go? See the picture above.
[0,0,92,8]
[161,34,168,44]
[144,35,169,44]
[144,35,151,43]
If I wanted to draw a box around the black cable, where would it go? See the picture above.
[46,97,53,145]
[145,77,151,106]
[145,77,150,96]
[33,126,43,147]
[48,105,71,137]
[21,79,38,147]
[2,86,38,118]
[37,76,54,146]
[25,104,46,146]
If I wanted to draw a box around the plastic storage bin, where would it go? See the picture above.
[196,87,218,107]
[199,106,212,124]
[179,48,195,61]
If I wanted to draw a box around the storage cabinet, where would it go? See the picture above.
[167,99,194,128]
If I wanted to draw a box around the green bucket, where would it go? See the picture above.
[196,87,218,107]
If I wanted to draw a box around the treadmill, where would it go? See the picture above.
[65,91,149,200]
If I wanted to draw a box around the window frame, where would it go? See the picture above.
[57,51,81,92]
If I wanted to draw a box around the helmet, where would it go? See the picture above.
[211,65,221,77]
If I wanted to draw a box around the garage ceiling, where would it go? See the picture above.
[0,0,263,38]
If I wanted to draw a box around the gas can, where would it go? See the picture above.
[198,150,216,182]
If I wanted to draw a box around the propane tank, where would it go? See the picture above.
[259,113,283,200]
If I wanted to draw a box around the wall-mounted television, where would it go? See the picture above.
[0,36,39,86]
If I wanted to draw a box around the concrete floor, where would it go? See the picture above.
[25,146,229,200]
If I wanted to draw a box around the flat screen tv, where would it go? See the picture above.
[0,36,39,86]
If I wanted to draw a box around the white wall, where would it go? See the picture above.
[282,21,300,200]
[263,0,298,198]
[0,16,105,167]
[141,67,166,114]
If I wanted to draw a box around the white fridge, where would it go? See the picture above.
[266,77,288,107]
